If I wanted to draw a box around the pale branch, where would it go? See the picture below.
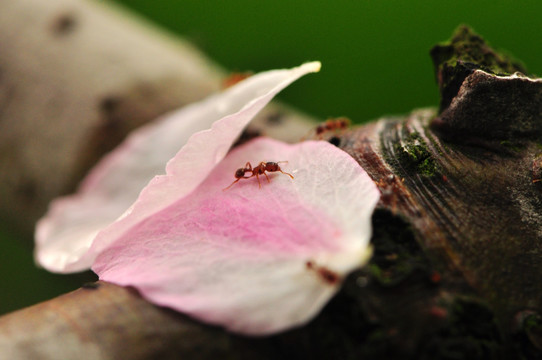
[0,0,317,236]
[0,282,275,360]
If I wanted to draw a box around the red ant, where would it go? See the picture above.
[303,117,351,140]
[316,117,350,136]
[223,161,294,190]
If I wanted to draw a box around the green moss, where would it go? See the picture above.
[431,25,526,77]
[396,132,440,177]
[369,262,411,286]
[524,314,542,334]
[499,140,523,153]
[513,313,542,358]
[368,264,385,282]
[432,25,526,78]
[418,157,438,177]
[430,25,527,112]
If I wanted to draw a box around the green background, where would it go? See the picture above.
[2,0,541,315]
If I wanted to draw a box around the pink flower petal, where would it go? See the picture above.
[35,62,321,273]
[93,138,380,335]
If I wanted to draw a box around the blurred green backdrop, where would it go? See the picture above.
[2,0,542,315]
[111,0,542,123]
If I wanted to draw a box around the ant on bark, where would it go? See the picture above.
[315,117,350,137]
[223,161,294,190]
[303,117,350,140]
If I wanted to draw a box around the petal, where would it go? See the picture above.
[93,138,380,335]
[35,62,321,273]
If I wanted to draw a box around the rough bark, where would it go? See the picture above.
[0,5,540,360]
[0,0,316,237]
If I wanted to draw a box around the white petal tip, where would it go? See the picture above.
[302,61,322,73]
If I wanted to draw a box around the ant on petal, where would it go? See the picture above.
[223,161,294,190]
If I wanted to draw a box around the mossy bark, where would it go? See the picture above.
[333,26,542,358]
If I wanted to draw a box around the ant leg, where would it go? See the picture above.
[223,178,242,191]
[263,172,271,183]
[256,173,262,188]
[276,161,294,179]
[279,170,294,179]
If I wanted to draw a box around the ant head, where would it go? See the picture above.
[235,168,246,178]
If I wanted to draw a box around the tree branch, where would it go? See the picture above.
[0,282,276,360]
